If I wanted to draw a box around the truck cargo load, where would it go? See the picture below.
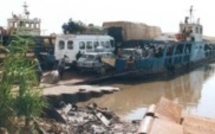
[103,21,162,43]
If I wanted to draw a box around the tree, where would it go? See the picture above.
[62,18,86,34]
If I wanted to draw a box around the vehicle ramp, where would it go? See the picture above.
[137,97,215,134]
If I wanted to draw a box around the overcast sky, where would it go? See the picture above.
[0,0,214,36]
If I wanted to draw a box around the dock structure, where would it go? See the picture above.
[41,70,121,108]
[43,84,120,108]
[137,97,215,134]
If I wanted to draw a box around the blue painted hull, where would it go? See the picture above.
[114,40,215,79]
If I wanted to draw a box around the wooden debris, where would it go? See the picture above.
[42,96,215,133]
[154,97,183,123]
[95,112,110,127]
[43,102,139,133]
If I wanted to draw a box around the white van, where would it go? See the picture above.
[54,34,115,65]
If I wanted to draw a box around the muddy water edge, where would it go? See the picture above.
[78,63,215,120]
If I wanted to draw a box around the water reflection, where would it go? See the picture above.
[78,64,215,120]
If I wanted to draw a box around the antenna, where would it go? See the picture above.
[189,5,193,23]
[189,5,196,23]
[23,2,30,19]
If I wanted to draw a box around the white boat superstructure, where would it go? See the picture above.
[7,2,41,36]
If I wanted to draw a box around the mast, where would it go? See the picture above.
[23,2,30,19]
[189,5,193,23]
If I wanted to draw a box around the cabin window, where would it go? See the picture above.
[19,21,24,27]
[100,42,105,47]
[104,41,110,49]
[67,41,73,49]
[204,44,208,51]
[93,41,99,49]
[79,42,85,49]
[86,42,93,49]
[195,27,199,34]
[36,23,39,29]
[58,40,65,50]
[200,27,203,34]
[175,44,183,54]
[14,22,17,28]
[26,23,30,28]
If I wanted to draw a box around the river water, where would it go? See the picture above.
[79,63,215,120]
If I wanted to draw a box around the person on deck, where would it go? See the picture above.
[58,55,67,79]
[147,46,155,58]
[32,55,43,83]
[76,51,82,61]
[117,48,122,58]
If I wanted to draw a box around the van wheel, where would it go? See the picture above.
[99,67,106,75]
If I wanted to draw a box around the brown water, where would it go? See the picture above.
[79,63,215,120]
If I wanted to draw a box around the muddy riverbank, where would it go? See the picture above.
[78,64,215,120]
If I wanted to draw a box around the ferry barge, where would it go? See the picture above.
[71,7,215,85]
[111,6,215,79]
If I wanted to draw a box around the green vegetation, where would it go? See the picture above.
[62,18,104,34]
[0,35,47,133]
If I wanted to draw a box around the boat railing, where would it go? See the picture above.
[173,54,184,64]
[205,50,213,57]
[183,53,190,62]
[164,53,190,66]
[116,52,191,72]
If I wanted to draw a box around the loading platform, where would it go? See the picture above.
[137,97,215,134]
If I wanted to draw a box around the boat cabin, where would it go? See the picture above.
[179,6,203,42]
[179,21,203,42]
[7,2,41,36]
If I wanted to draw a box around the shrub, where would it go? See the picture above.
[0,35,47,133]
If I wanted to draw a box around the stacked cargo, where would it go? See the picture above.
[103,21,162,41]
